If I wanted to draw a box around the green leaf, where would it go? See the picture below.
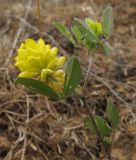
[103,137,112,145]
[84,116,112,136]
[54,22,69,36]
[106,100,120,129]
[54,22,75,44]
[84,35,97,52]
[101,6,113,39]
[17,78,59,99]
[64,57,81,96]
[71,25,82,44]
[103,41,113,56]
[74,18,98,43]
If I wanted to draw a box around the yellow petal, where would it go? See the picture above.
[85,18,102,36]
[45,44,51,50]
[53,70,65,82]
[49,81,64,93]
[17,49,28,61]
[20,43,25,49]
[25,39,37,49]
[18,71,38,78]
[15,61,26,71]
[37,38,45,48]
[54,69,64,76]
[85,18,94,28]
[40,69,53,80]
[56,57,66,67]
[26,47,39,56]
[49,70,65,92]
[96,22,102,35]
[47,57,66,69]
[17,49,26,54]
[15,38,66,85]
[27,57,41,71]
[50,47,58,56]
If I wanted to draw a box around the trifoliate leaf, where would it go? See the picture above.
[106,100,120,129]
[71,25,82,44]
[103,41,113,56]
[84,116,112,136]
[64,56,82,96]
[54,22,75,44]
[74,18,98,43]
[101,6,113,39]
[17,78,59,99]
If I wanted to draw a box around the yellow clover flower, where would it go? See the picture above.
[15,38,66,92]
[85,18,102,37]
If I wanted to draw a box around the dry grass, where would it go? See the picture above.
[0,0,136,160]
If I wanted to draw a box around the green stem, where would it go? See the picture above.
[82,51,112,159]
[83,55,93,89]
[82,97,111,160]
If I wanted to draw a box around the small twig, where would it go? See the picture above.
[84,145,99,160]
[35,143,49,160]
[3,138,20,160]
[36,0,42,37]
[64,124,83,131]
[4,0,33,66]
[21,95,30,160]
[90,72,135,108]
[109,130,115,159]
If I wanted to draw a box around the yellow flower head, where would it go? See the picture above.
[85,18,102,37]
[15,38,66,92]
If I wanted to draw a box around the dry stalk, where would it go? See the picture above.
[36,0,42,37]
[4,0,33,66]
[21,95,30,160]
[90,72,135,108]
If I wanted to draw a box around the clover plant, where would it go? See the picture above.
[15,6,119,160]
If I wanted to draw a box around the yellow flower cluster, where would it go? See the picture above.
[85,18,102,37]
[15,38,66,92]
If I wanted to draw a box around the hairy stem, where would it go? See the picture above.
[82,52,112,159]
[83,55,93,89]
[82,97,112,160]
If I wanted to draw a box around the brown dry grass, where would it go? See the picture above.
[0,0,136,160]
